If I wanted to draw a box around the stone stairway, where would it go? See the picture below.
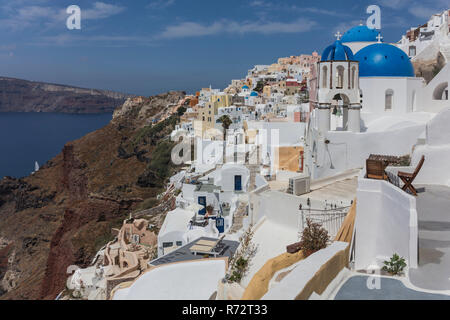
[228,201,248,234]
[247,165,260,192]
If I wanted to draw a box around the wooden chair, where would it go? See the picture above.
[397,155,425,196]
[366,159,389,181]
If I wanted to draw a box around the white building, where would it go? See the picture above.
[307,26,447,180]
[217,105,245,130]
[157,208,194,256]
[397,9,450,59]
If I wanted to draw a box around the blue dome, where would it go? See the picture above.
[354,43,415,77]
[242,85,249,89]
[321,40,354,61]
[341,25,379,42]
[250,91,258,97]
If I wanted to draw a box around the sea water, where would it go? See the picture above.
[0,112,112,178]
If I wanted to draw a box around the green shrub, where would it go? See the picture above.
[382,253,407,275]
[148,140,175,180]
[227,227,257,284]
[177,106,187,116]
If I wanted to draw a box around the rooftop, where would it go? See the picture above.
[149,236,239,267]
[195,183,221,193]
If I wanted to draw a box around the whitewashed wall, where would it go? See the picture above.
[408,107,450,186]
[219,164,250,192]
[416,64,449,114]
[360,77,424,115]
[181,183,196,202]
[262,241,349,300]
[355,172,418,270]
[311,123,425,179]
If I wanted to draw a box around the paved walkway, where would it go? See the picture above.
[408,185,450,291]
[335,275,450,300]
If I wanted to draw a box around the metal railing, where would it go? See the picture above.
[300,206,350,240]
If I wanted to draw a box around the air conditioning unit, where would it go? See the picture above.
[288,174,310,196]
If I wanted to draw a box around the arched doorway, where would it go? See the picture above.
[331,93,350,130]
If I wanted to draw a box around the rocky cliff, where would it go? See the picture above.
[0,77,133,113]
[0,91,188,299]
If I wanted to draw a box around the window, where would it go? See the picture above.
[336,66,345,89]
[322,66,328,88]
[409,46,416,56]
[176,241,182,247]
[163,242,173,248]
[385,89,394,110]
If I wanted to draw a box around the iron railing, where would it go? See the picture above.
[300,205,350,239]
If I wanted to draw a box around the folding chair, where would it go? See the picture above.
[397,155,425,196]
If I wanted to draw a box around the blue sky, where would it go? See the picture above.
[0,0,447,95]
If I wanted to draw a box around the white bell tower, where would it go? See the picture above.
[314,34,361,133]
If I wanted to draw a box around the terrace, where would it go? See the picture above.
[149,236,239,267]
[408,184,450,291]
[358,153,450,292]
[333,274,450,300]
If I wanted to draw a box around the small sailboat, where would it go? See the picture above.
[32,161,40,175]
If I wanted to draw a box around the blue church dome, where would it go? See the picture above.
[354,43,415,77]
[321,40,354,61]
[242,85,249,89]
[250,91,258,97]
[341,25,379,42]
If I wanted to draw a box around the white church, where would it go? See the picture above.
[306,23,449,180]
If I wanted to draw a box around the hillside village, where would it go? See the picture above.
[61,9,450,300]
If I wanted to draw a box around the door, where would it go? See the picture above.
[198,196,206,215]
[234,175,242,191]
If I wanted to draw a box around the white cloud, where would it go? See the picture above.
[377,0,409,9]
[378,0,449,19]
[0,2,125,30]
[34,34,155,48]
[146,0,176,9]
[156,18,316,39]
[82,2,125,20]
[300,7,351,17]
[249,1,272,8]
[408,1,449,19]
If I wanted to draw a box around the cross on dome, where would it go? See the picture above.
[376,33,383,43]
[335,31,342,40]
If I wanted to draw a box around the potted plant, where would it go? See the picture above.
[299,218,329,257]
[206,205,214,215]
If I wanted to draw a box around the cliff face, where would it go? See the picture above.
[0,77,133,113]
[0,91,187,299]
[413,51,446,84]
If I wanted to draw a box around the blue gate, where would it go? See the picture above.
[216,217,225,233]
[198,196,206,215]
